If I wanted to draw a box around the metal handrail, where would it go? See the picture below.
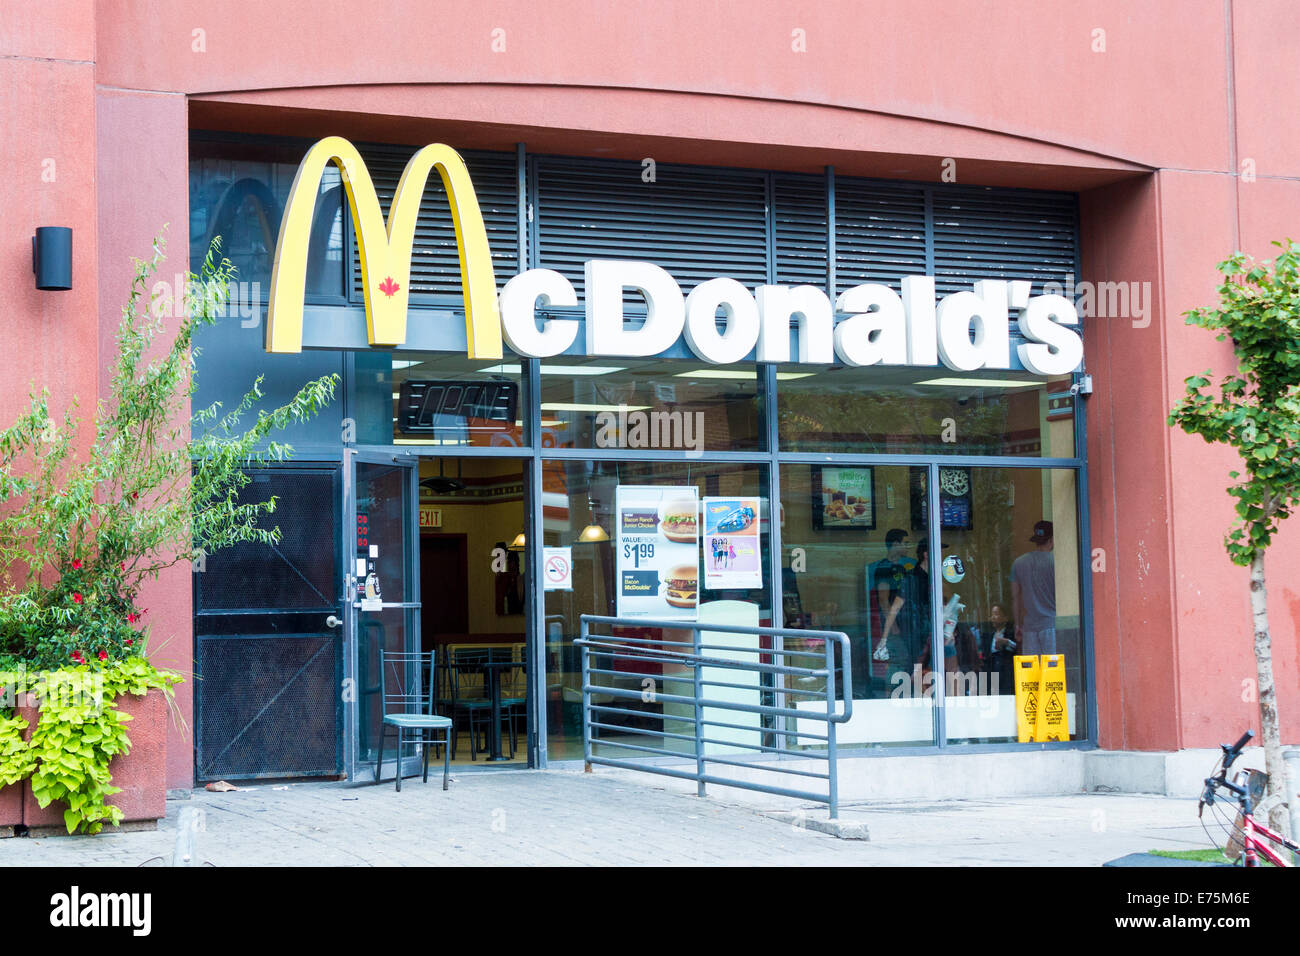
[576,614,852,818]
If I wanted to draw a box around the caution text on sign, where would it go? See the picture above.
[1034,653,1069,742]
[1013,655,1042,744]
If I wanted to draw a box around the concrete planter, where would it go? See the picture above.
[0,782,20,834]
[20,688,167,832]
[1,695,36,835]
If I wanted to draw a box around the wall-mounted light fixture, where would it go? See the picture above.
[32,227,72,291]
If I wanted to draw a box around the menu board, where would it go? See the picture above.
[615,485,699,620]
[910,465,974,531]
[812,466,875,531]
[703,497,762,590]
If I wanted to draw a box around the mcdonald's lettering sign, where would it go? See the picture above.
[266,138,1084,377]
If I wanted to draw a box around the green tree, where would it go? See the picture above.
[1169,239,1300,837]
[0,233,338,669]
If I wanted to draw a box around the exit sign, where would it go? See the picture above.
[419,505,443,529]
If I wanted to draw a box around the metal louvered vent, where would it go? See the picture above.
[534,157,768,301]
[773,173,827,288]
[349,144,519,300]
[930,186,1077,296]
[835,179,927,294]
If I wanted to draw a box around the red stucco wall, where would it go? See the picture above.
[3,1,1298,785]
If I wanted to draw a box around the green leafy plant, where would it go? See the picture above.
[0,232,338,669]
[2,661,182,834]
[0,231,338,832]
[1169,238,1300,838]
[0,710,35,788]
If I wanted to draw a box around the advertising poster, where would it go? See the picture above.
[615,485,699,619]
[702,497,762,590]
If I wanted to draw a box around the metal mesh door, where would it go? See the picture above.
[194,467,342,781]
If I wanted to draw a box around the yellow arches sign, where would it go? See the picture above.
[265,136,502,359]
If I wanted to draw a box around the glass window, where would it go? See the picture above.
[777,366,1076,458]
[352,352,526,448]
[779,463,937,748]
[538,357,765,452]
[542,461,771,762]
[937,467,1084,744]
[189,138,345,300]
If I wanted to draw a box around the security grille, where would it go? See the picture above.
[773,172,828,288]
[930,185,1078,296]
[834,178,928,294]
[195,633,342,780]
[349,144,519,300]
[534,156,769,301]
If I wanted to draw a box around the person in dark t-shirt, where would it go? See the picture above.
[881,537,933,693]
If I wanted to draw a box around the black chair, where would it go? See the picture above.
[497,645,527,759]
[449,648,494,760]
[375,649,452,791]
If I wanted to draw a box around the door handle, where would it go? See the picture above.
[326,615,342,629]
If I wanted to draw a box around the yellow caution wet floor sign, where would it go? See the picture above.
[1035,654,1069,742]
[1013,655,1042,743]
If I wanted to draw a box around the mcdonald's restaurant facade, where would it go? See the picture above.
[6,1,1299,797]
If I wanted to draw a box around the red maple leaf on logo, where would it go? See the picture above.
[378,276,400,297]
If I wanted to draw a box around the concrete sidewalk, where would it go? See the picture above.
[0,768,1214,866]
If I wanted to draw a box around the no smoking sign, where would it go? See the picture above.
[542,547,573,591]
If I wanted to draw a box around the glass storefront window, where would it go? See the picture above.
[779,463,937,748]
[352,352,526,448]
[538,356,765,452]
[542,461,771,761]
[778,366,1076,458]
[938,467,1084,744]
[189,138,345,300]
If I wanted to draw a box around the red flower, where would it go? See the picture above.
[126,639,134,647]
[72,592,84,604]
[98,650,108,661]
[71,559,82,570]
[378,276,400,298]
[71,651,84,664]
[127,612,139,624]
[131,492,138,500]
[119,562,126,572]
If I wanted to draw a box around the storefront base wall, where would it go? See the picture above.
[590,748,1267,806]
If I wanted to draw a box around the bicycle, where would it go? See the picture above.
[1198,729,1298,867]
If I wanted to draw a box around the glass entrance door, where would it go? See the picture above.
[342,450,420,781]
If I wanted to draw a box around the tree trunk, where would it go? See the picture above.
[1249,550,1290,838]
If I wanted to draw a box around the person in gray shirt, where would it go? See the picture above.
[1011,520,1056,656]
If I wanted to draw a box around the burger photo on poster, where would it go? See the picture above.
[659,498,698,543]
[662,563,698,608]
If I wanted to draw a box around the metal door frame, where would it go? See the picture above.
[341,448,421,781]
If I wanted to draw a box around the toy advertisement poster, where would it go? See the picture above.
[702,497,761,590]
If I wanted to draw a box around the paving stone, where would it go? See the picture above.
[0,770,1214,866]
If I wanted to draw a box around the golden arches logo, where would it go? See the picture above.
[265,136,503,359]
